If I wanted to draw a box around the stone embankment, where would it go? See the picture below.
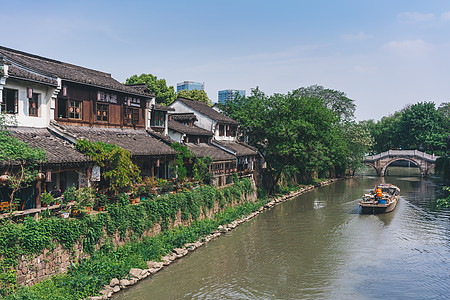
[93,178,341,299]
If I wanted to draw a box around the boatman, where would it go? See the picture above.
[375,187,383,200]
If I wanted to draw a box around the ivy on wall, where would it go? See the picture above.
[0,179,254,297]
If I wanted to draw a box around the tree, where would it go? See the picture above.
[343,121,374,174]
[224,87,352,193]
[367,111,403,153]
[0,114,46,209]
[177,89,212,106]
[75,139,140,193]
[170,142,193,183]
[293,85,356,121]
[125,74,176,105]
[398,102,447,153]
[367,102,448,154]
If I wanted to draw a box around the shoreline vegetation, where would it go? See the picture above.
[1,178,342,300]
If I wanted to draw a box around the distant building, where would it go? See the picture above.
[177,81,203,93]
[218,89,245,104]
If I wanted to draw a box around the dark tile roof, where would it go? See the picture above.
[185,143,235,162]
[7,127,90,165]
[214,140,258,157]
[125,83,152,94]
[58,125,177,156]
[0,45,151,97]
[168,120,213,136]
[146,129,177,145]
[8,65,58,86]
[171,113,197,122]
[175,98,239,125]
[154,103,175,111]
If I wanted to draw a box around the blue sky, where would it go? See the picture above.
[3,0,450,120]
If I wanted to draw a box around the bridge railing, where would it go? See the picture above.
[364,150,439,161]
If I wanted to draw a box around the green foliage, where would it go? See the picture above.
[170,143,193,183]
[2,179,257,299]
[293,85,356,121]
[367,102,448,154]
[0,179,254,297]
[435,156,450,180]
[40,192,54,206]
[193,156,213,184]
[75,139,141,193]
[177,89,212,106]
[436,186,450,209]
[223,86,353,192]
[0,115,47,208]
[125,74,176,105]
[63,186,77,203]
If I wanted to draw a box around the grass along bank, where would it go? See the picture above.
[0,179,254,298]
[2,177,341,299]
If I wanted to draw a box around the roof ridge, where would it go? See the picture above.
[0,45,111,78]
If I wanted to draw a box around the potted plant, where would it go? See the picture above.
[129,190,138,204]
[71,187,95,217]
[136,185,146,202]
[41,192,54,208]
[63,186,77,204]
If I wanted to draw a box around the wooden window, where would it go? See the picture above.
[96,103,108,122]
[151,110,165,127]
[57,98,67,118]
[29,93,39,117]
[1,88,18,114]
[219,124,225,136]
[125,107,139,125]
[226,125,236,137]
[68,100,82,119]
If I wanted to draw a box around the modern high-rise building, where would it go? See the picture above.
[177,81,204,93]
[218,89,245,104]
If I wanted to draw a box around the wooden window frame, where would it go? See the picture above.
[68,100,82,120]
[29,93,39,117]
[96,103,108,122]
[1,88,18,114]
[151,110,165,127]
[125,107,139,125]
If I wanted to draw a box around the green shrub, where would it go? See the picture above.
[0,179,255,298]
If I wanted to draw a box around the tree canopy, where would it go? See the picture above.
[177,89,212,106]
[0,114,47,207]
[223,87,369,192]
[366,102,448,154]
[293,85,356,121]
[75,139,140,193]
[125,74,176,105]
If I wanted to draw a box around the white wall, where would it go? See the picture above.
[170,101,216,133]
[3,78,55,128]
[168,129,183,143]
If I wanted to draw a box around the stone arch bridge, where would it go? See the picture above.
[362,150,439,177]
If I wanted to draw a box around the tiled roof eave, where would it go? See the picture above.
[8,75,58,87]
[62,78,152,98]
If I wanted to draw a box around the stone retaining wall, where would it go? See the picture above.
[16,184,258,287]
[95,177,343,299]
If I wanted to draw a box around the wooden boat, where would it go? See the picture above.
[359,184,400,214]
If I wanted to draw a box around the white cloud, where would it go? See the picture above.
[441,11,450,21]
[382,40,434,58]
[342,32,373,40]
[398,12,435,23]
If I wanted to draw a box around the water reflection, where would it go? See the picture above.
[116,168,449,300]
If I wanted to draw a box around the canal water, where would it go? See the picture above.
[115,167,449,300]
